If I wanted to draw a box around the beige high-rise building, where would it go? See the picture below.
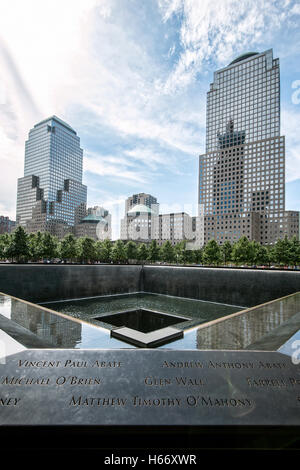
[152,212,194,246]
[121,194,195,245]
[120,194,159,241]
[125,193,159,213]
[199,50,299,246]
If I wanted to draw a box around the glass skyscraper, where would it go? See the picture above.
[16,116,87,234]
[199,49,299,245]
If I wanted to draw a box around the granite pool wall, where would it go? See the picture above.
[142,266,300,307]
[0,265,142,303]
[0,264,299,307]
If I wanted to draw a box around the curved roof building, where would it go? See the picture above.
[79,214,107,224]
[229,52,259,65]
[127,204,155,215]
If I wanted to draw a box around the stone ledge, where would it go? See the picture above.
[111,326,183,347]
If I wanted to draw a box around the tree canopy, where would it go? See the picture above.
[1,228,299,268]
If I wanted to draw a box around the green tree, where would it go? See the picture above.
[255,245,270,266]
[6,226,30,263]
[28,231,44,261]
[28,233,36,261]
[147,240,160,263]
[125,241,138,261]
[41,232,58,260]
[160,240,175,263]
[231,236,251,265]
[203,239,221,265]
[184,250,195,264]
[193,248,203,264]
[137,243,148,263]
[111,240,126,263]
[0,233,11,260]
[289,236,300,267]
[268,245,276,265]
[77,237,96,263]
[174,241,188,264]
[59,233,78,262]
[221,241,232,265]
[94,240,102,262]
[97,239,112,263]
[248,240,260,265]
[273,236,291,266]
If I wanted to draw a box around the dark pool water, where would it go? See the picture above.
[43,293,243,331]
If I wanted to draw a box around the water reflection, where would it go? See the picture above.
[0,295,128,349]
[43,293,242,331]
[196,293,300,350]
[1,292,299,351]
[0,295,82,348]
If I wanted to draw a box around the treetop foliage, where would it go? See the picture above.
[0,228,299,267]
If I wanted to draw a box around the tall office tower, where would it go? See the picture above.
[16,116,87,236]
[199,50,299,245]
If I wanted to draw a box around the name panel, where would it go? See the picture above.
[0,349,299,426]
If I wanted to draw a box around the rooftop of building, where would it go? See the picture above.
[159,212,191,217]
[80,214,107,224]
[34,115,77,135]
[229,52,259,65]
[127,204,156,215]
[128,192,157,200]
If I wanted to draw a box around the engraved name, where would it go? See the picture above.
[131,396,253,407]
[162,361,203,368]
[1,376,50,386]
[0,397,21,406]
[247,377,300,387]
[56,376,101,386]
[132,396,181,406]
[144,376,204,386]
[69,396,126,406]
[90,361,122,368]
[17,359,122,368]
[18,360,62,368]
[186,396,253,407]
[208,361,254,369]
[258,361,286,369]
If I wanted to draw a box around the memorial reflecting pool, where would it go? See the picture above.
[0,290,299,355]
[42,293,242,331]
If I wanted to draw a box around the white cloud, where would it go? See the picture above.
[0,0,299,224]
[289,3,300,15]
[168,44,176,57]
[124,147,172,171]
[0,0,103,218]
[156,0,297,94]
[0,0,203,222]
[158,0,184,22]
[84,152,148,184]
[282,107,300,182]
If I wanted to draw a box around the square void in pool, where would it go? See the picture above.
[95,309,189,347]
[96,308,189,333]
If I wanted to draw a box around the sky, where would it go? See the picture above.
[0,0,300,239]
